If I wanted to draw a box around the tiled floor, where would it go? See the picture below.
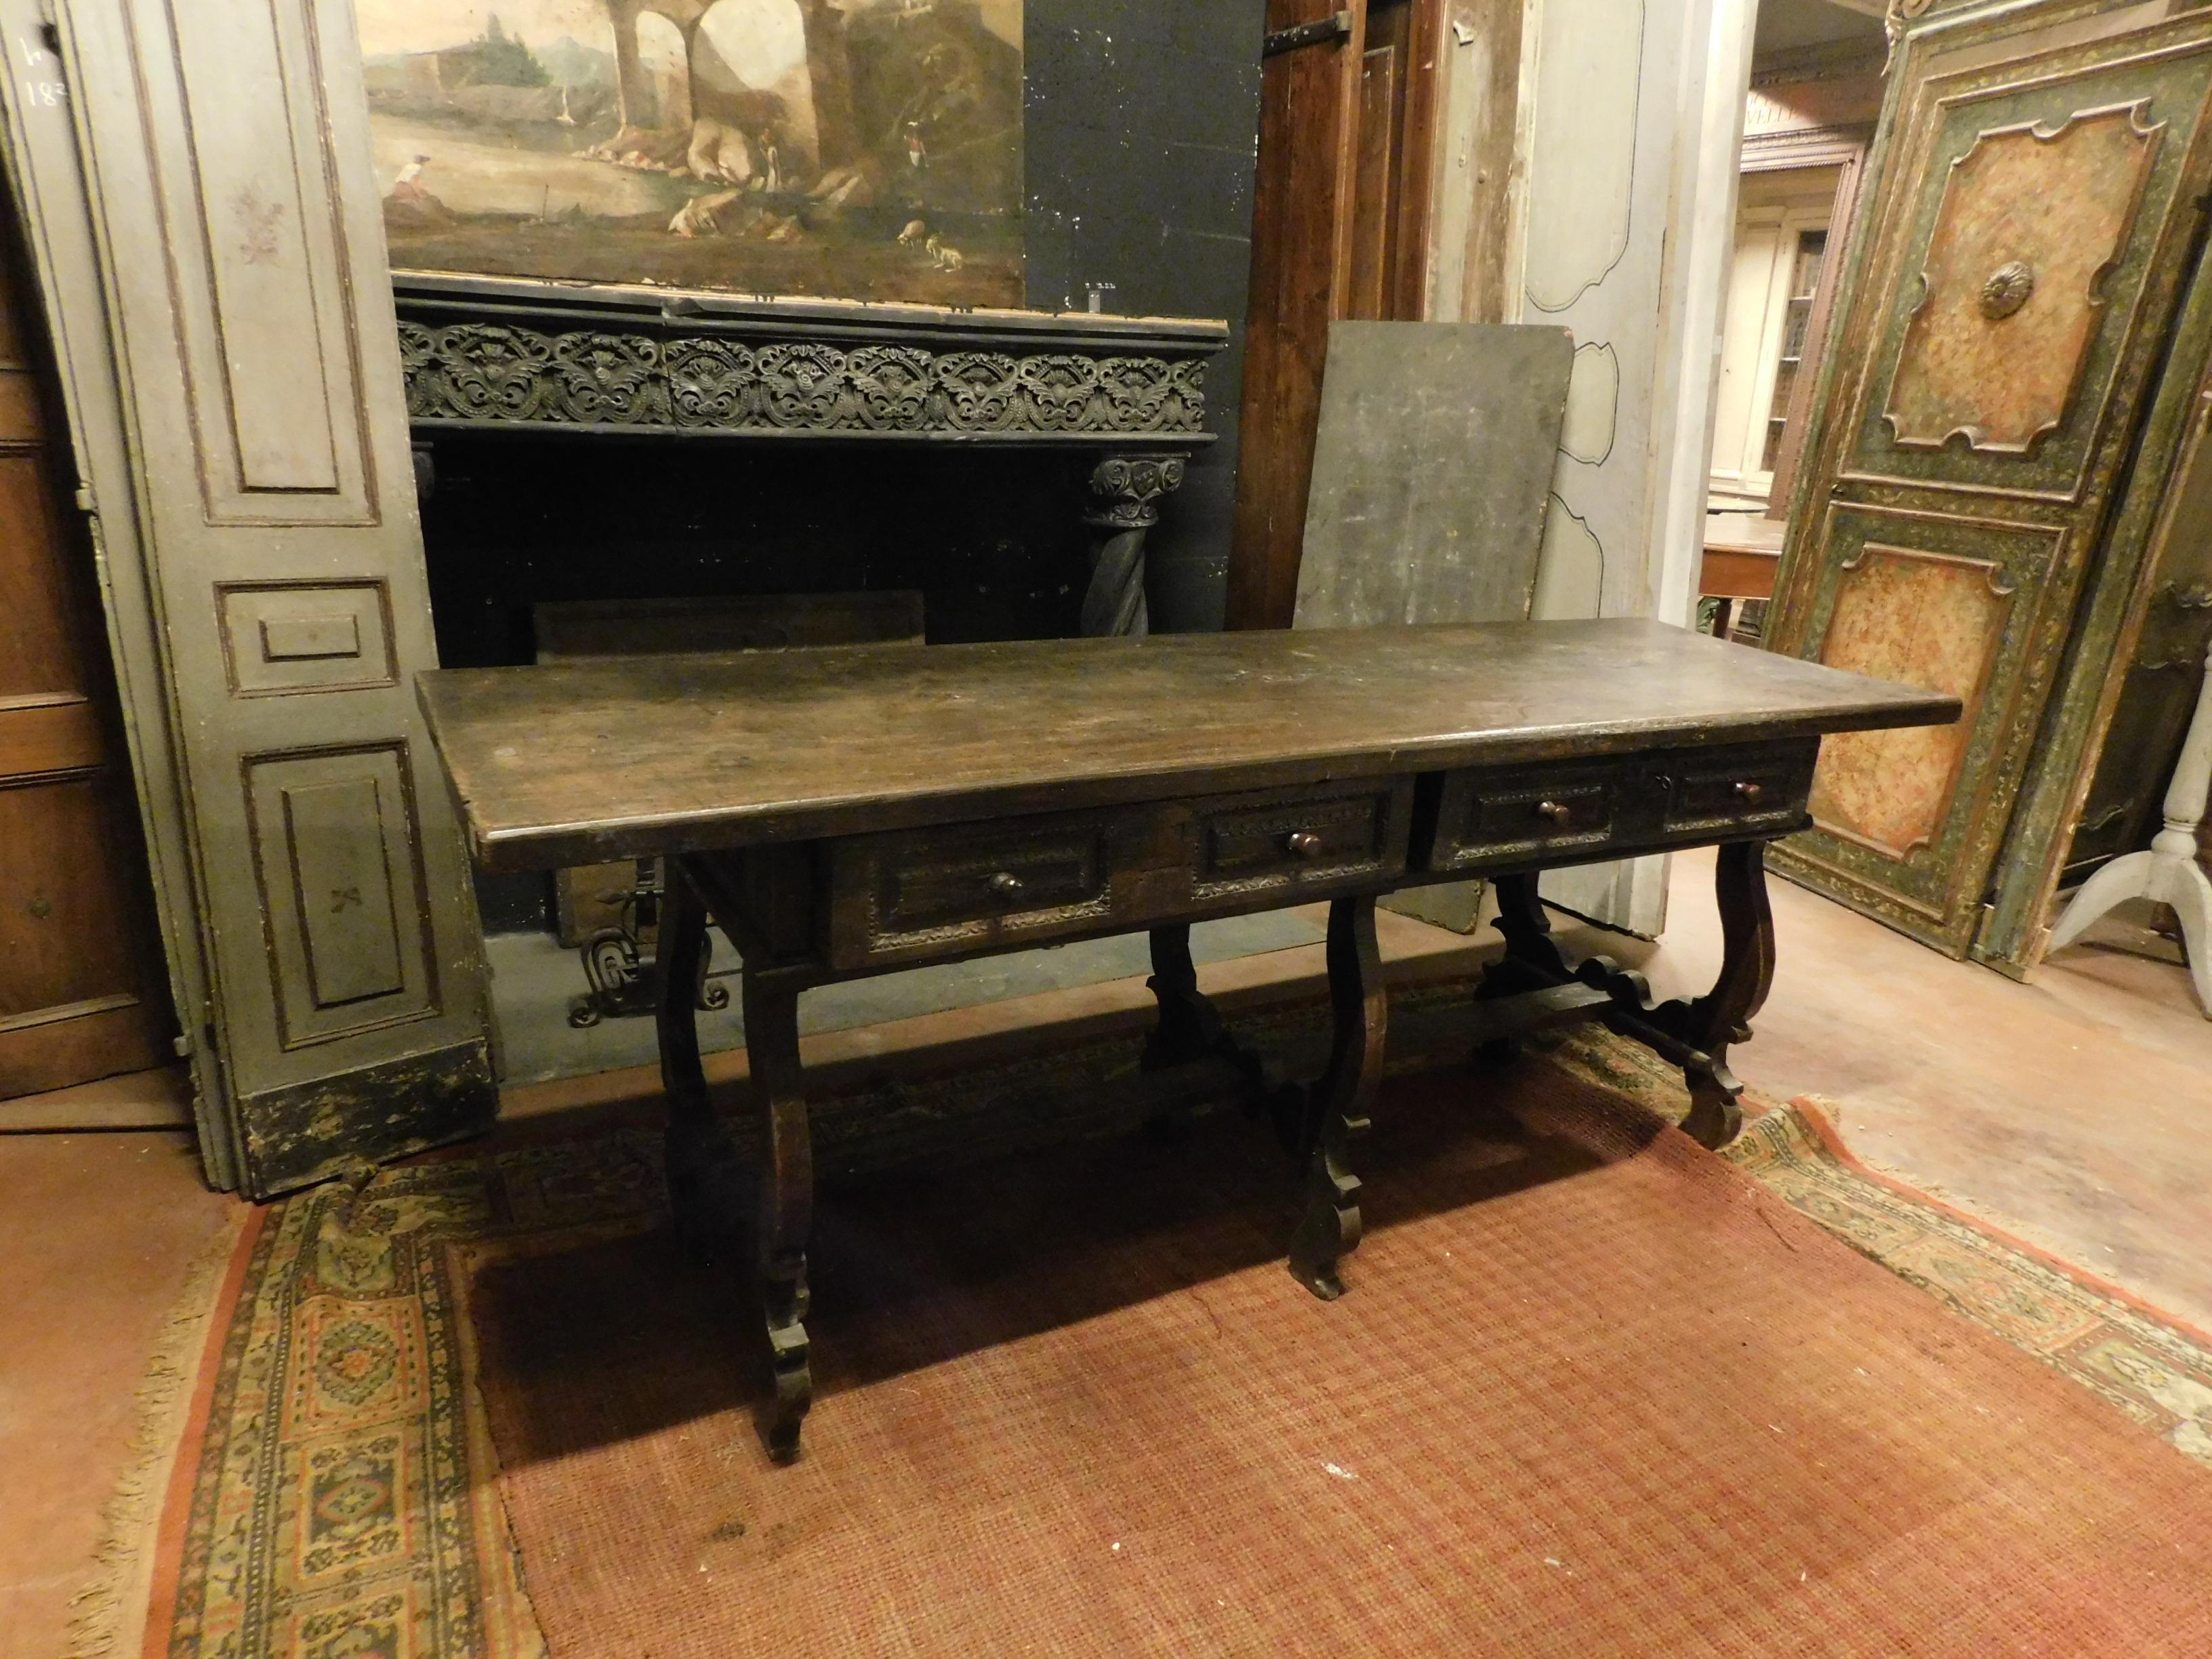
[3,853,2208,1659]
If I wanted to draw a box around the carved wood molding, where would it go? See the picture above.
[392,274,1227,445]
[1740,123,1874,173]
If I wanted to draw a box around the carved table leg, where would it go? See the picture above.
[1471,849,1778,1151]
[1482,873,1573,991]
[1144,924,1296,1135]
[1660,840,1777,1149]
[1470,874,1571,1063]
[1288,893,1385,1300]
[657,859,747,1247]
[1143,924,1226,1069]
[1080,454,1185,638]
[741,970,815,1462]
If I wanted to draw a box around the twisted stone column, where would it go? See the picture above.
[1080,454,1186,637]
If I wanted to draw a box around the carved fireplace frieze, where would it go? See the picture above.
[392,273,1226,636]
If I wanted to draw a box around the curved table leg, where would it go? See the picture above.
[1473,874,1569,1064]
[1666,840,1776,1149]
[1288,893,1385,1300]
[1470,847,1778,1151]
[742,972,815,1462]
[657,859,747,1248]
[1487,873,1572,986]
[1144,924,1300,1141]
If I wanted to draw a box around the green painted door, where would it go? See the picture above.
[1767,4,2212,957]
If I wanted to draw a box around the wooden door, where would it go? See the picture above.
[1229,1,1368,632]
[1765,7,2212,957]
[47,0,494,1193]
[1347,0,1442,323]
[0,216,172,1100]
[1229,0,1444,630]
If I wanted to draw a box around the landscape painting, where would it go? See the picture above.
[358,0,1023,308]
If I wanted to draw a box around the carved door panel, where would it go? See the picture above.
[0,207,173,1101]
[1767,8,2212,956]
[54,0,491,1191]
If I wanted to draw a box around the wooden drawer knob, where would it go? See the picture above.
[1535,800,1573,826]
[1733,781,1765,805]
[989,870,1024,898]
[1286,830,1326,861]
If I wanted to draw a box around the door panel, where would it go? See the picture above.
[1349,0,1415,321]
[55,0,492,1190]
[1841,47,2212,502]
[1786,504,2063,928]
[1769,9,2212,954]
[1229,0,1368,630]
[1230,0,1444,628]
[0,209,172,1101]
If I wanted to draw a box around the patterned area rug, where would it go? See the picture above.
[87,1000,2212,1659]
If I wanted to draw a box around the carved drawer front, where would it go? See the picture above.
[1420,740,1819,873]
[1421,758,1627,872]
[829,808,1132,970]
[1660,740,1817,838]
[1190,779,1414,903]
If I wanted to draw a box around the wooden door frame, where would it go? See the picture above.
[1370,0,1450,323]
[1227,0,1452,632]
[1228,0,1368,634]
[0,187,178,1103]
[1750,125,1872,520]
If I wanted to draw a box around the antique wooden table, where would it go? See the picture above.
[418,620,1955,1460]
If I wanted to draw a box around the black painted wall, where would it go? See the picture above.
[421,3,1264,930]
[1024,0,1264,630]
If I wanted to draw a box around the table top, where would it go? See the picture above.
[417,619,1959,872]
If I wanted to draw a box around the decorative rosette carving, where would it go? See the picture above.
[1084,455,1187,529]
[664,338,758,426]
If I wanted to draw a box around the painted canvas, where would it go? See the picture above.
[358,1,1023,307]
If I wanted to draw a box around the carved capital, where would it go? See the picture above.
[1083,454,1187,530]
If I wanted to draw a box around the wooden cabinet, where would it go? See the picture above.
[0,209,172,1102]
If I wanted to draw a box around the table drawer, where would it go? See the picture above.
[825,777,1414,970]
[828,808,1126,968]
[1420,757,1628,871]
[1660,740,1816,837]
[1191,778,1414,903]
[1418,739,1818,874]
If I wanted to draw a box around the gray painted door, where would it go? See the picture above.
[49,0,492,1193]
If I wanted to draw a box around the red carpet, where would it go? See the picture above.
[470,1059,2212,1657]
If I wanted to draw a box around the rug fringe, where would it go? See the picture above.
[64,1206,252,1659]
